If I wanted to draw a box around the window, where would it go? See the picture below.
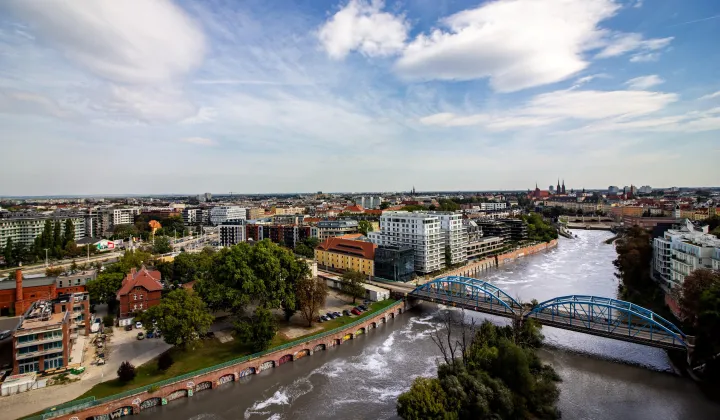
[18,334,38,343]
[133,304,137,310]
[58,281,63,288]
[139,303,143,309]
[139,294,143,300]
[133,294,137,301]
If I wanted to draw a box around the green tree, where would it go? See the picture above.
[397,315,560,420]
[158,352,174,371]
[152,236,173,254]
[117,361,136,382]
[296,277,328,327]
[358,220,374,236]
[52,221,62,255]
[42,219,53,249]
[380,202,391,210]
[613,226,655,302]
[63,219,75,247]
[678,269,720,327]
[3,237,14,267]
[294,243,314,258]
[303,237,320,249]
[46,266,65,277]
[235,307,278,352]
[140,288,214,349]
[341,270,366,304]
[397,377,456,420]
[87,272,125,305]
[112,224,140,241]
[402,205,427,212]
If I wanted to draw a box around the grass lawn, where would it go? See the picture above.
[75,339,252,401]
[75,299,398,401]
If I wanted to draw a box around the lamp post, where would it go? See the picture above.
[44,248,49,268]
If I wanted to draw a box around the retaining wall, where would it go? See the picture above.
[50,301,407,420]
[440,240,558,278]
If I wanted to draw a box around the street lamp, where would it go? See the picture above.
[44,248,49,268]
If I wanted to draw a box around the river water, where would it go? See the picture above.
[142,231,720,420]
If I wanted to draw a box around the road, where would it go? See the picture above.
[0,252,123,276]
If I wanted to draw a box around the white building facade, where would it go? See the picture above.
[369,211,444,273]
[219,220,246,247]
[0,216,86,248]
[209,206,246,226]
[479,202,507,211]
[357,196,382,209]
[653,220,720,288]
[429,212,467,265]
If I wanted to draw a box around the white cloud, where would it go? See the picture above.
[629,52,660,62]
[5,0,205,84]
[318,0,409,59]
[699,91,720,100]
[0,89,75,118]
[420,89,678,129]
[180,137,217,146]
[625,75,664,90]
[568,107,720,134]
[631,0,643,8]
[395,0,619,92]
[595,32,672,59]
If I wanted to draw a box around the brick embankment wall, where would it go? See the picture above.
[439,240,558,278]
[53,301,409,420]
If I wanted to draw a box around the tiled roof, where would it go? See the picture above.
[316,237,377,260]
[116,266,162,298]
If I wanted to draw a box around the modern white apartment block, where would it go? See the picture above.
[429,212,467,265]
[653,219,720,288]
[713,248,720,271]
[369,211,444,274]
[479,202,507,211]
[219,220,246,247]
[0,216,86,248]
[357,196,382,209]
[209,206,246,226]
[111,208,141,226]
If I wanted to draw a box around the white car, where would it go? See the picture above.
[135,321,143,329]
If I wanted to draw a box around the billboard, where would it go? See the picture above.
[96,239,116,251]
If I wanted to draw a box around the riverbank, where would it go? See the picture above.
[440,239,558,278]
[29,300,408,420]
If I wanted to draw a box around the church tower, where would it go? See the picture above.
[561,179,566,194]
[556,178,561,194]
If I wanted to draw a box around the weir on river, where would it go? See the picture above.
[139,231,720,420]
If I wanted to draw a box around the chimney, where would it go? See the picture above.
[15,268,23,301]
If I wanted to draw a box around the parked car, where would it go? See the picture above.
[136,332,144,340]
[124,324,133,331]
[135,321,143,329]
[155,330,162,338]
[333,311,341,317]
[342,310,351,317]
[146,330,154,339]
[318,316,325,323]
[326,312,336,319]
[358,305,368,311]
[351,308,362,315]
[95,359,105,366]
[320,315,330,322]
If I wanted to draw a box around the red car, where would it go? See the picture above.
[351,308,362,315]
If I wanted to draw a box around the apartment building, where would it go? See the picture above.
[246,207,264,220]
[356,196,382,209]
[653,220,720,288]
[219,220,246,247]
[315,237,377,276]
[209,206,246,225]
[465,222,505,259]
[182,207,200,225]
[430,212,467,265]
[108,208,141,230]
[713,248,720,271]
[475,220,510,242]
[316,220,359,240]
[0,215,86,248]
[12,300,72,374]
[368,211,444,274]
[498,219,529,241]
[479,202,507,211]
[274,206,305,215]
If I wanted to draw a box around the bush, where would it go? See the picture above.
[102,315,114,327]
[147,384,160,393]
[117,361,136,382]
[158,352,174,371]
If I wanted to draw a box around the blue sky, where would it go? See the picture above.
[1,0,719,196]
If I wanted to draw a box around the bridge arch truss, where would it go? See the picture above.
[525,295,688,349]
[410,276,523,316]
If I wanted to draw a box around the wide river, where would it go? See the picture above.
[143,231,720,420]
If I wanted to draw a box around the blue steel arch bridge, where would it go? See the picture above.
[408,275,691,351]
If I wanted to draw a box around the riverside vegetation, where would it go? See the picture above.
[397,311,561,420]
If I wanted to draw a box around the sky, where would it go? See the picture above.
[1,0,719,196]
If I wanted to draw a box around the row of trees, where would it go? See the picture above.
[397,312,560,419]
[1,219,85,267]
[110,215,188,241]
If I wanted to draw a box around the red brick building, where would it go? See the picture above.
[12,300,72,374]
[117,266,163,319]
[0,269,96,317]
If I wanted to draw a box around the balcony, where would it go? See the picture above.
[16,346,63,360]
[15,335,63,348]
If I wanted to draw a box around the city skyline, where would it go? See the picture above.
[1,0,719,196]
